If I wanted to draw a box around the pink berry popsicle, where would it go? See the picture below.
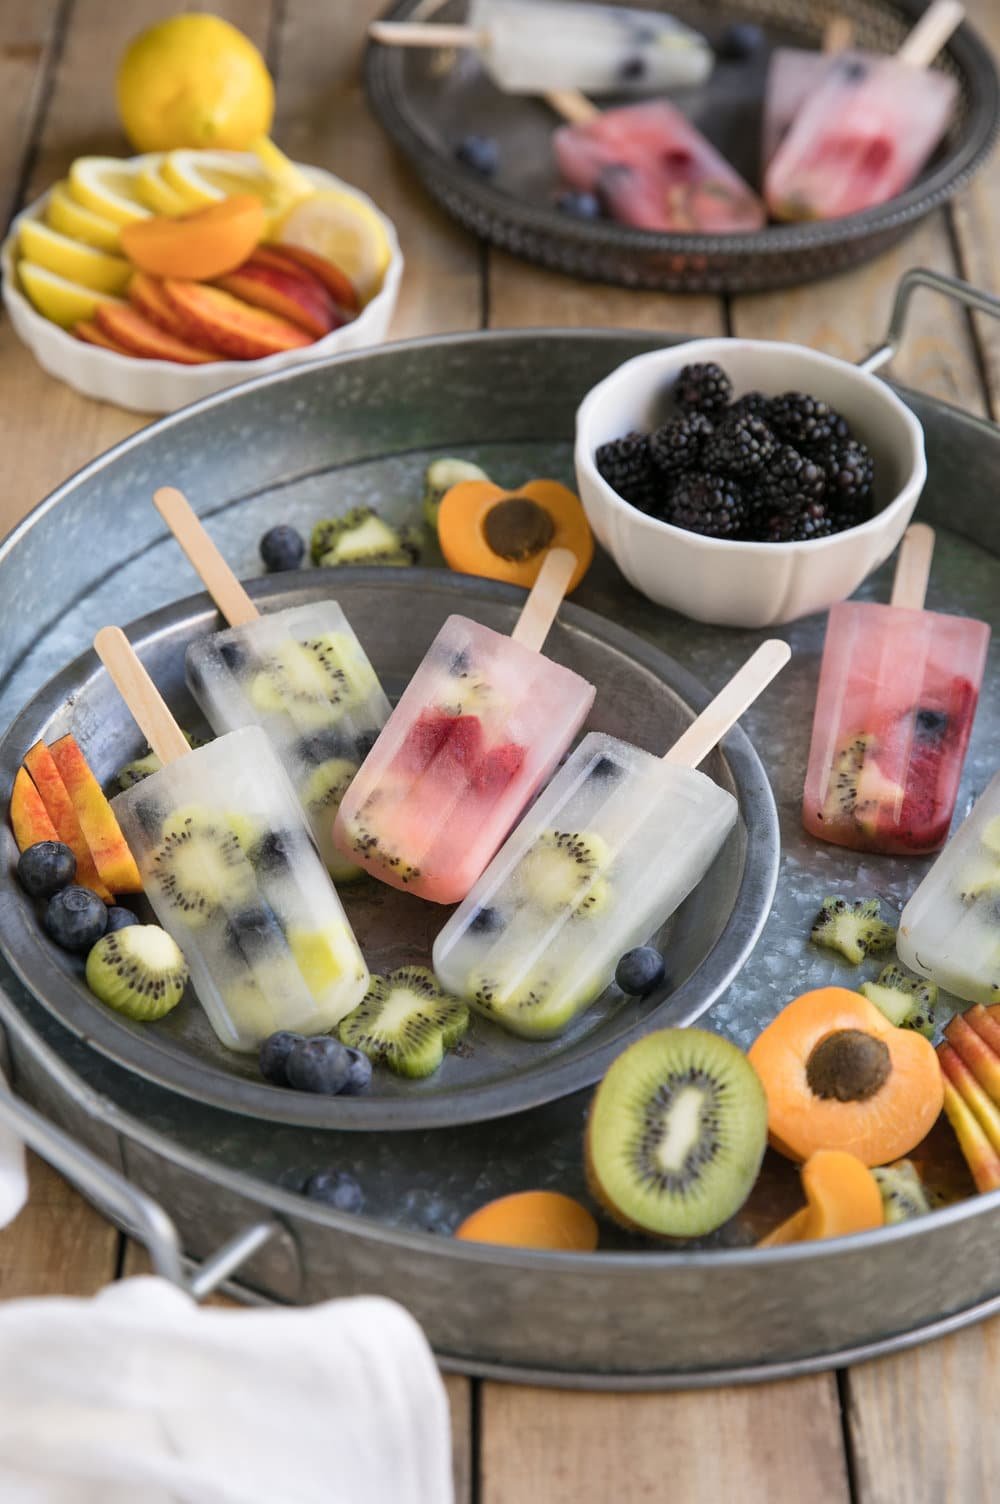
[333,549,595,904]
[803,525,989,857]
[553,100,765,233]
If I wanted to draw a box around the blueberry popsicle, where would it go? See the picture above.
[155,487,390,882]
[96,628,369,1053]
[333,548,595,904]
[803,525,989,856]
[433,640,790,1039]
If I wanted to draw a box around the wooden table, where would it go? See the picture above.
[1,2,998,1498]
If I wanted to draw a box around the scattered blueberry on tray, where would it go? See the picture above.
[615,946,666,996]
[259,524,305,572]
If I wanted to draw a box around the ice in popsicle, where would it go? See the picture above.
[96,629,369,1053]
[802,528,989,856]
[433,640,790,1038]
[762,48,845,167]
[554,101,765,233]
[371,1,713,96]
[897,770,1000,1006]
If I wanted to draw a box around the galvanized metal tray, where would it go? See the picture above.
[1,314,999,1385]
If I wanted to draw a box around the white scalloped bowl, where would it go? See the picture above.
[575,338,927,628]
[1,158,403,415]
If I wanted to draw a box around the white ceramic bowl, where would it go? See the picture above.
[1,161,403,415]
[575,338,926,628]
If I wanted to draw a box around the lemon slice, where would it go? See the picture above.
[46,183,122,252]
[275,189,391,304]
[68,157,152,227]
[18,262,126,329]
[19,220,132,294]
[161,148,270,209]
[248,136,314,201]
[135,164,190,217]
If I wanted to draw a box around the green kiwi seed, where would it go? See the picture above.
[85,925,189,1021]
[339,966,469,1078]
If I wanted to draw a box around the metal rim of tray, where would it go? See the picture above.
[363,0,1000,292]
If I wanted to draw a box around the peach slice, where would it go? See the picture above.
[22,741,111,901]
[75,320,133,355]
[944,1013,1000,1105]
[269,243,359,314]
[128,271,221,352]
[120,195,266,281]
[96,302,220,364]
[213,255,340,338]
[965,1003,1000,1065]
[939,1073,1000,1193]
[937,1041,1000,1154]
[9,766,59,850]
[49,735,142,895]
[162,280,313,359]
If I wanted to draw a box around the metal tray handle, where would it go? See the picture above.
[861,267,1000,376]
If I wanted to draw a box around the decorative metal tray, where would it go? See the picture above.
[1,324,999,1385]
[364,0,999,293]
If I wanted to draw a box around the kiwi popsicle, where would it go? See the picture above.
[896,771,1000,1006]
[96,629,369,1053]
[333,550,595,904]
[433,641,790,1038]
[802,526,989,856]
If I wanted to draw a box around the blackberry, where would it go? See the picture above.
[595,430,659,512]
[664,472,745,539]
[752,444,827,513]
[673,362,732,417]
[768,391,847,451]
[702,413,777,478]
[729,390,771,421]
[750,502,835,543]
[648,413,713,475]
[821,437,874,506]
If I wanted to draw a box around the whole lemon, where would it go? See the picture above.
[116,14,274,153]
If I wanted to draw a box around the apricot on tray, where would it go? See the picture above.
[120,195,266,281]
[438,479,594,593]
[758,1149,884,1247]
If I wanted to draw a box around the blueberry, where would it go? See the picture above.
[260,524,305,573]
[219,641,249,673]
[285,1036,352,1094]
[304,1170,364,1214]
[619,54,646,81]
[399,1187,453,1235]
[915,708,949,740]
[447,648,472,677]
[105,905,139,932]
[555,190,602,220]
[468,906,504,936]
[248,830,297,875]
[340,1046,373,1096]
[225,905,284,959]
[615,946,666,997]
[717,21,766,60]
[16,841,76,898]
[455,134,499,176]
[587,754,622,782]
[259,1030,305,1086]
[44,885,108,952]
[133,800,161,837]
[296,730,347,766]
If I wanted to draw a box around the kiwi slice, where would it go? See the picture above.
[872,1160,935,1225]
[957,857,1000,903]
[298,757,362,880]
[151,805,256,927]
[586,1028,768,1239]
[810,896,896,965]
[820,736,904,833]
[471,968,594,1039]
[339,966,469,1078]
[860,963,937,1037]
[85,925,189,1020]
[248,637,360,727]
[311,508,420,568]
[517,830,611,916]
[422,458,489,530]
[115,732,202,791]
[982,817,1000,859]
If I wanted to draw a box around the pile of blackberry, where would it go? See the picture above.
[595,362,876,543]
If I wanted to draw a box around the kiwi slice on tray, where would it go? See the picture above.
[585,1028,768,1239]
[810,896,896,966]
[872,1160,936,1225]
[311,508,421,568]
[339,966,469,1078]
[85,925,189,1021]
[517,830,611,916]
[150,805,257,927]
[860,964,937,1036]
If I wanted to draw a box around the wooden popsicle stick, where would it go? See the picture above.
[889,522,936,610]
[94,627,191,767]
[367,20,486,48]
[662,640,791,770]
[895,0,963,67]
[822,15,855,53]
[153,486,259,630]
[509,547,576,653]
[545,89,599,125]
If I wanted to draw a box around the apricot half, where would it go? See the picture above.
[455,1191,598,1252]
[120,195,266,280]
[747,987,943,1167]
[438,479,593,592]
[758,1150,884,1247]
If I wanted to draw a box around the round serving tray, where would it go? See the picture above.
[1,328,999,1384]
[364,0,1000,293]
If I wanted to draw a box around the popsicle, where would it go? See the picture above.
[896,770,1000,1006]
[332,548,595,904]
[765,0,962,222]
[553,99,765,233]
[369,1,713,96]
[761,18,858,167]
[96,627,369,1053]
[433,639,790,1039]
[802,524,989,856]
[154,488,390,883]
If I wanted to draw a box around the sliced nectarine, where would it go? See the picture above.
[120,195,266,280]
[49,735,142,895]
[22,741,111,901]
[9,766,59,850]
[213,255,340,338]
[267,243,359,314]
[74,320,133,355]
[455,1190,598,1251]
[758,1149,884,1246]
[960,1005,1000,1080]
[162,280,313,359]
[96,302,220,364]
[939,1073,1000,1193]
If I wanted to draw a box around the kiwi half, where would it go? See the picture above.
[151,805,256,927]
[85,925,189,1020]
[586,1028,768,1239]
[339,966,469,1078]
[517,830,611,916]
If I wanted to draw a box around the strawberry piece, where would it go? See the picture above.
[436,715,485,774]
[396,711,457,774]
[473,742,526,796]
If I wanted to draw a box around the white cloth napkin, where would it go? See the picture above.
[0,1275,454,1504]
[0,1067,28,1225]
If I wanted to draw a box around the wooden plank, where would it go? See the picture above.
[445,1375,473,1504]
[0,1151,119,1297]
[274,0,482,337]
[0,0,62,229]
[846,1318,1000,1504]
[479,1376,851,1504]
